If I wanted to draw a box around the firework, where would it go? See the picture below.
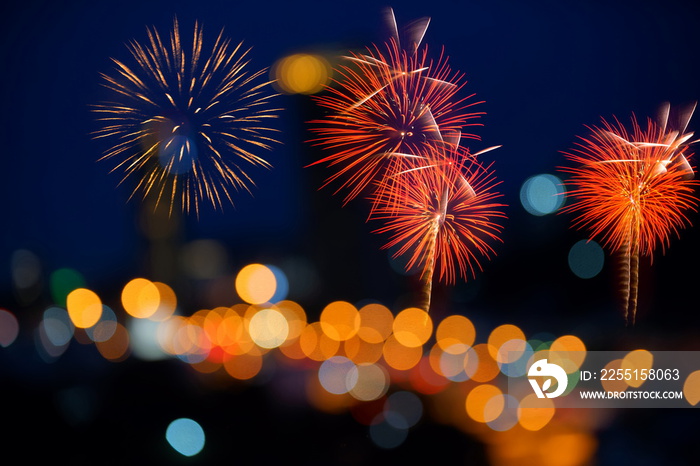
[308,10,483,204]
[93,18,280,215]
[370,144,506,311]
[560,103,699,324]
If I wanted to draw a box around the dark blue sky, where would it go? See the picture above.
[2,0,700,331]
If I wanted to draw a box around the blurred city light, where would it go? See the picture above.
[520,173,565,216]
[0,309,20,347]
[0,261,635,462]
[166,418,206,457]
[568,239,605,279]
[272,53,331,94]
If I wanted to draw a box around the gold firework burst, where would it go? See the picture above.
[93,18,281,215]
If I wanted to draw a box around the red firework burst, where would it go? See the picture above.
[370,146,506,310]
[308,32,483,203]
[560,103,699,323]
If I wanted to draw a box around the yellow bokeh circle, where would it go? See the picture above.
[465,384,503,423]
[273,53,330,95]
[320,301,360,341]
[235,264,277,305]
[121,278,161,319]
[67,288,103,329]
[393,307,433,348]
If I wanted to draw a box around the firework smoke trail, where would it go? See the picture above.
[308,8,483,205]
[561,103,699,324]
[93,18,280,215]
[370,144,506,311]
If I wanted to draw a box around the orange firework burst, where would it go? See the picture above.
[308,10,483,204]
[93,18,280,215]
[560,103,699,324]
[370,144,506,311]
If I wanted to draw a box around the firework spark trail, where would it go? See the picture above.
[370,146,506,311]
[308,13,483,205]
[383,6,431,56]
[560,104,699,324]
[93,18,281,215]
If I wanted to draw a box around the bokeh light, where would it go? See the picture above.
[272,53,331,94]
[436,344,462,380]
[306,372,353,414]
[568,239,605,279]
[235,264,277,305]
[385,391,423,428]
[211,306,254,357]
[436,314,476,353]
[383,335,422,371]
[300,322,339,361]
[11,249,41,288]
[486,394,519,432]
[548,334,587,374]
[412,355,450,395]
[319,356,357,395]
[180,239,228,280]
[439,345,479,382]
[344,335,383,364]
[171,317,211,365]
[128,317,169,361]
[496,337,528,364]
[358,303,393,343]
[621,349,653,388]
[393,307,433,348]
[166,418,205,457]
[11,249,42,305]
[470,344,501,383]
[4,257,615,457]
[121,278,160,319]
[320,301,360,341]
[246,307,287,349]
[223,347,264,380]
[149,282,177,321]
[37,322,69,361]
[520,173,565,216]
[276,300,306,341]
[86,305,118,343]
[95,322,130,362]
[466,384,504,423]
[41,306,74,347]
[517,393,555,431]
[66,288,103,329]
[488,324,525,360]
[267,265,289,303]
[539,432,597,466]
[348,363,389,401]
[683,370,700,406]
[0,309,20,347]
[279,335,307,361]
[369,413,409,449]
[600,359,628,393]
[497,339,533,377]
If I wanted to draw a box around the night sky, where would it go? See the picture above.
[2,0,700,464]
